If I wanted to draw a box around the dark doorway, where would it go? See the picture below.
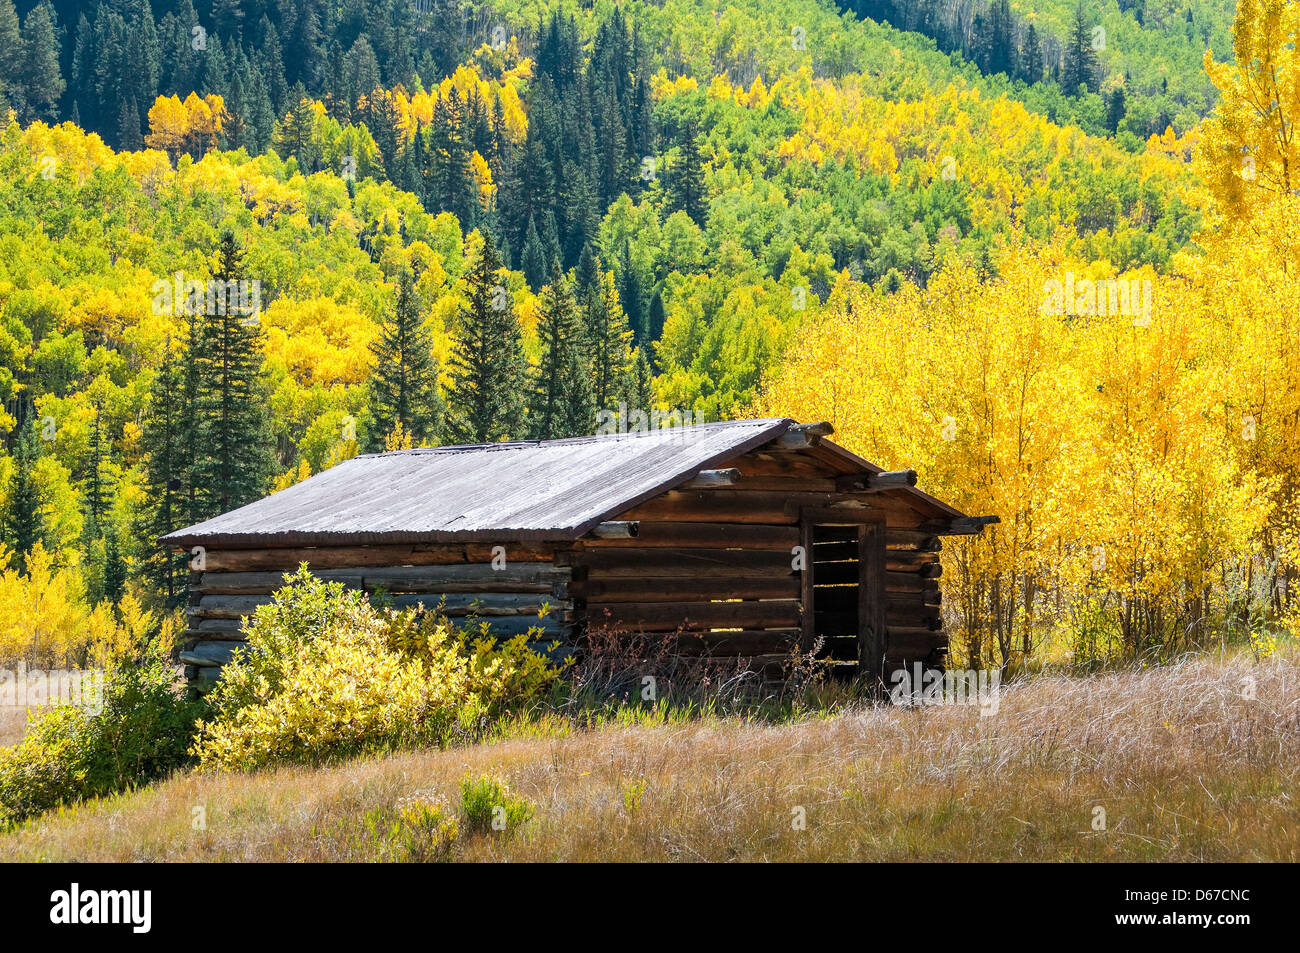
[805,519,887,683]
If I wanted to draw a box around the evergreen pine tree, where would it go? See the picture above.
[0,1,24,119]
[558,349,595,438]
[529,262,582,440]
[618,243,646,344]
[117,96,143,150]
[1106,85,1127,133]
[446,235,525,444]
[84,403,108,526]
[19,1,64,123]
[5,420,44,571]
[628,347,654,414]
[584,270,633,413]
[367,269,443,450]
[575,242,601,298]
[102,520,126,605]
[191,232,276,517]
[1021,24,1044,85]
[1062,2,1100,95]
[668,120,707,227]
[521,215,548,292]
[647,290,666,350]
[139,337,192,608]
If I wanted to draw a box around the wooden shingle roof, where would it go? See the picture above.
[159,418,975,548]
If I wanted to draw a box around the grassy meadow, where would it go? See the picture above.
[1,651,1294,863]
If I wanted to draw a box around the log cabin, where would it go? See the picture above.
[159,418,996,691]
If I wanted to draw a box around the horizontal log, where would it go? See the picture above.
[199,564,569,595]
[836,470,919,492]
[580,521,799,551]
[361,564,569,590]
[188,591,575,622]
[887,589,942,608]
[190,594,269,619]
[680,468,740,488]
[618,491,913,526]
[383,593,572,618]
[587,600,802,632]
[886,530,943,552]
[770,431,819,451]
[674,629,801,657]
[921,515,1000,537]
[587,521,639,539]
[178,640,247,667]
[793,421,835,437]
[199,570,363,593]
[192,618,243,634]
[182,629,246,643]
[460,616,570,640]
[885,572,941,593]
[199,542,561,572]
[572,575,800,603]
[580,548,797,578]
[727,476,839,492]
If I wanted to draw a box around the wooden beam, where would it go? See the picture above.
[924,515,1001,536]
[572,575,799,603]
[587,521,640,539]
[836,470,918,493]
[199,564,570,595]
[771,430,821,451]
[199,542,560,572]
[588,599,802,631]
[580,522,799,551]
[858,522,886,690]
[578,548,796,578]
[885,529,943,552]
[680,468,740,488]
[792,421,834,436]
[799,516,814,652]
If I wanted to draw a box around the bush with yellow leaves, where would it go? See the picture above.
[191,566,564,772]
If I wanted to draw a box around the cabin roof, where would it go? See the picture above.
[159,418,969,548]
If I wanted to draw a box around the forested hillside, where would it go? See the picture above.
[0,0,1293,671]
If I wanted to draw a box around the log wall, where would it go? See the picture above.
[180,543,575,692]
[569,447,949,677]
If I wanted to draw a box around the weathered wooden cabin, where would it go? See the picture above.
[160,418,995,690]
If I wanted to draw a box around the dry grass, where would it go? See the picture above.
[1,653,1296,861]
[0,706,27,748]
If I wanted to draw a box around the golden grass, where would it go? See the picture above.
[1,653,1296,861]
[0,706,27,748]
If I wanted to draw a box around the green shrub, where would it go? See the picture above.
[362,796,459,861]
[192,566,564,771]
[460,774,535,836]
[0,640,203,826]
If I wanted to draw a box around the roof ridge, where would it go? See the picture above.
[354,417,793,460]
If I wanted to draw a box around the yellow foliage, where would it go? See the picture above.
[191,568,562,771]
[758,242,1276,665]
[0,544,88,668]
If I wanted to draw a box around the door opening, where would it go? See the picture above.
[804,519,886,683]
[810,523,861,673]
